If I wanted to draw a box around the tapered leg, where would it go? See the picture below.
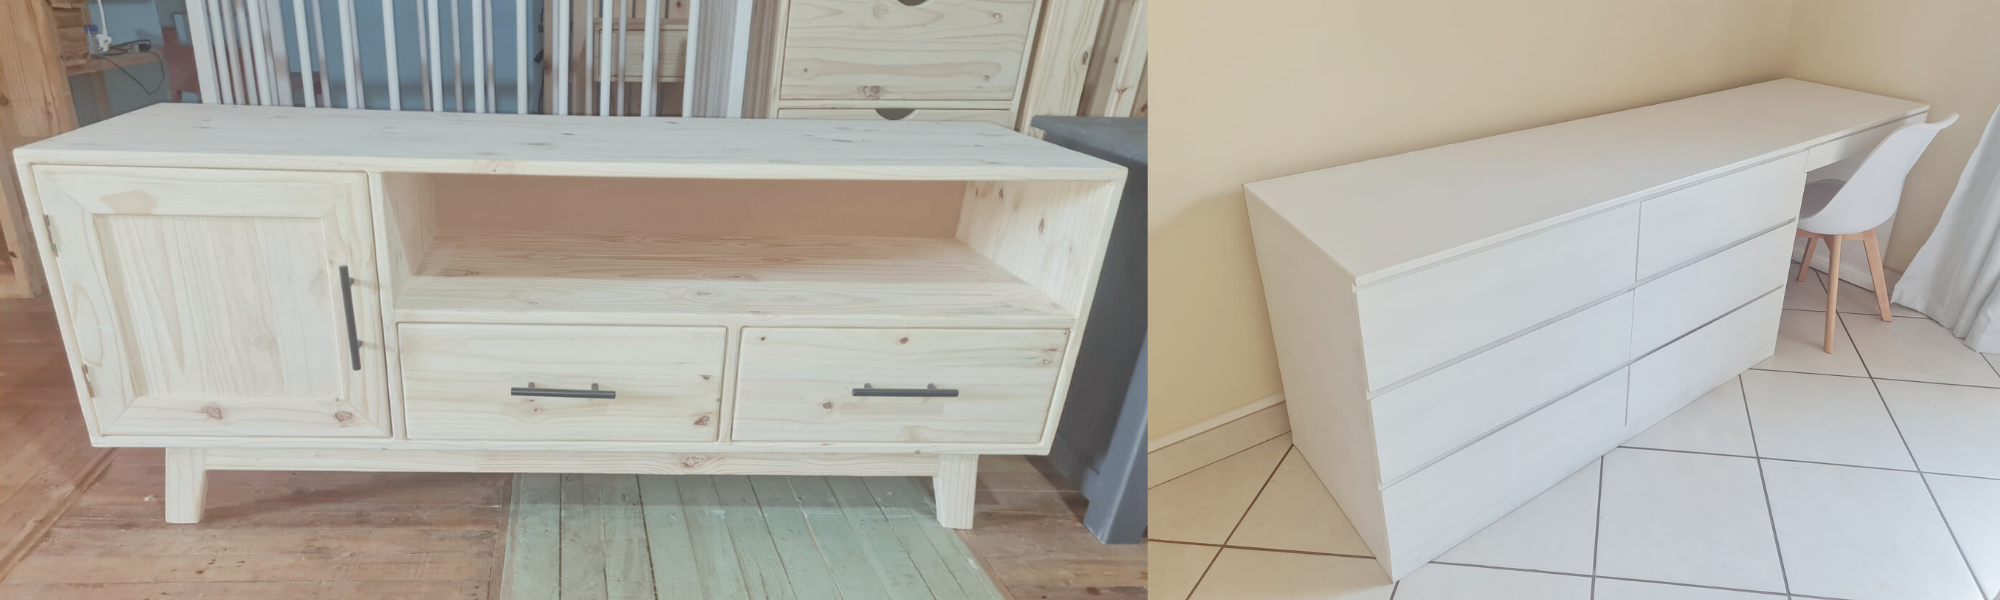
[1825,235,1844,354]
[164,448,208,524]
[1863,228,1892,322]
[1797,232,1818,282]
[934,454,978,529]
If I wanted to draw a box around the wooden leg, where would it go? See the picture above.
[164,448,208,524]
[1798,232,1817,282]
[1862,228,1892,322]
[1825,235,1844,354]
[934,454,978,529]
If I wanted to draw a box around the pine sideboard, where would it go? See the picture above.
[1245,79,1928,579]
[11,103,1125,527]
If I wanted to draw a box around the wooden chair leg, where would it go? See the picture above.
[1825,235,1844,354]
[1862,228,1892,322]
[1798,232,1818,282]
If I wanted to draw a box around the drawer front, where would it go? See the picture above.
[1382,368,1627,560]
[1636,155,1806,278]
[781,0,1037,101]
[734,328,1067,443]
[1806,115,1923,170]
[1629,289,1783,424]
[1373,293,1632,484]
[776,108,1015,127]
[400,324,726,442]
[1631,225,1793,355]
[1358,204,1639,390]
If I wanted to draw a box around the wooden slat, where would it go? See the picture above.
[427,0,444,110]
[853,478,971,600]
[1014,0,1107,134]
[554,0,572,115]
[597,0,616,115]
[417,0,433,110]
[600,476,655,599]
[243,0,276,105]
[290,0,318,107]
[517,0,530,113]
[748,476,842,597]
[786,477,894,599]
[186,0,223,104]
[640,0,662,116]
[0,580,492,599]
[714,476,796,599]
[635,476,717,600]
[309,0,334,107]
[449,0,464,111]
[822,477,933,600]
[211,0,242,104]
[263,0,294,106]
[870,477,1005,600]
[498,474,558,600]
[382,0,403,110]
[673,476,753,599]
[336,0,363,108]
[557,474,608,600]
[471,0,488,112]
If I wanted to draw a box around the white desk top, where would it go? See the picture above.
[16,104,1124,182]
[1246,79,1928,286]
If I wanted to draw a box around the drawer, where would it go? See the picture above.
[1806,115,1924,170]
[595,24,689,81]
[776,108,1015,127]
[1629,289,1783,425]
[781,0,1037,101]
[734,328,1067,443]
[1636,155,1806,278]
[1372,292,1632,484]
[400,324,726,442]
[1357,204,1639,390]
[1631,225,1793,355]
[1382,368,1627,560]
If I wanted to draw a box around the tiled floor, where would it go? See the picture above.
[1151,264,2000,600]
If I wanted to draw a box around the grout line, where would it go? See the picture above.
[1618,444,2000,483]
[1591,574,1797,598]
[1871,375,1988,596]
[1740,374,1792,595]
[1179,541,1225,600]
[1839,312,1875,380]
[1748,365,2000,392]
[1429,561,1591,579]
[1220,446,1292,547]
[1590,457,1605,583]
[1147,431,1290,491]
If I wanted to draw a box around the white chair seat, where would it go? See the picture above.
[1797,179,1846,232]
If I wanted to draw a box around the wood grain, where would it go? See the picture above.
[780,0,1037,102]
[778,108,1017,126]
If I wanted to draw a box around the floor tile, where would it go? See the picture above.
[1394,563,1590,600]
[1148,434,1291,544]
[1227,448,1372,556]
[1625,376,1756,456]
[1592,578,1787,599]
[1827,274,1923,318]
[1148,542,1220,600]
[1435,460,1599,575]
[1843,314,2000,387]
[1762,460,1982,600]
[1925,473,2000,600]
[1595,448,1785,593]
[1739,370,1914,470]
[1754,310,1868,377]
[1782,263,1827,311]
[1877,380,2000,479]
[1187,548,1392,600]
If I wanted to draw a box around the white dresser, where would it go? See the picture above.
[1244,79,1928,579]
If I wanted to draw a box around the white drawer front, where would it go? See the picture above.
[1631,226,1794,355]
[1358,204,1639,390]
[1629,290,1784,424]
[1636,154,1806,278]
[1372,293,1632,483]
[1382,369,1627,561]
[1806,115,1923,170]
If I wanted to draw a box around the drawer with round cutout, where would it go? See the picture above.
[733,327,1068,444]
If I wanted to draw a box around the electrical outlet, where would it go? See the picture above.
[83,24,113,54]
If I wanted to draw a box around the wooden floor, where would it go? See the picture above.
[0,295,1146,599]
[502,474,1006,600]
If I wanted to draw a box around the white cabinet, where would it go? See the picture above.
[1246,79,1928,579]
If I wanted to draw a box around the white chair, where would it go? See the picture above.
[1797,113,1959,352]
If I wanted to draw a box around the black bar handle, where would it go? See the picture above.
[851,384,959,398]
[340,266,360,371]
[512,383,617,399]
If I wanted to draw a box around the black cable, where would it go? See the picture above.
[93,40,167,96]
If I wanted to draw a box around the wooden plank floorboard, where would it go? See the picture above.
[0,580,493,600]
[858,478,974,600]
[746,476,841,598]
[558,474,609,600]
[673,476,754,600]
[870,477,1005,600]
[713,476,795,600]
[634,476,712,600]
[824,477,941,600]
[599,476,655,600]
[785,476,892,600]
[502,474,561,600]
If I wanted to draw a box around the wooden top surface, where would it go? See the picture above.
[1246,79,1928,285]
[15,104,1126,181]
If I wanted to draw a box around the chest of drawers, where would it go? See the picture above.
[1245,79,1927,579]
[12,104,1124,528]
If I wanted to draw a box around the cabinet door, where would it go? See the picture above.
[33,166,390,438]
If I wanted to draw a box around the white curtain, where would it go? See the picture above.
[1895,103,2000,351]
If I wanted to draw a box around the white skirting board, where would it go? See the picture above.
[1148,392,1289,487]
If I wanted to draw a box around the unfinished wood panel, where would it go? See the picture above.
[399,323,726,442]
[958,180,1122,314]
[1013,0,1104,133]
[933,453,978,529]
[200,448,942,475]
[1080,0,1145,117]
[734,327,1067,444]
[781,0,1038,102]
[595,23,689,80]
[29,166,390,438]
[425,175,965,239]
[0,0,75,299]
[778,108,1016,127]
[396,231,1072,327]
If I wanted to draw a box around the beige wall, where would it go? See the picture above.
[1148,1,1796,438]
[1785,0,2000,272]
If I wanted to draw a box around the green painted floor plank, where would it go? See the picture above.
[826,477,951,600]
[599,475,657,600]
[678,476,755,600]
[714,476,798,600]
[860,478,972,600]
[560,473,610,600]
[638,476,714,600]
[502,474,562,600]
[871,477,1006,600]
[747,476,842,599]
[786,477,895,600]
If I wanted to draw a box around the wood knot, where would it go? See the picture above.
[700,374,712,381]
[898,337,910,344]
[680,455,709,468]
[333,411,354,423]
[821,401,835,410]
[694,415,711,426]
[200,405,224,420]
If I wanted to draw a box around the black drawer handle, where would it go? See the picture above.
[852,384,959,398]
[340,266,360,371]
[512,383,617,399]
[896,0,928,6]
